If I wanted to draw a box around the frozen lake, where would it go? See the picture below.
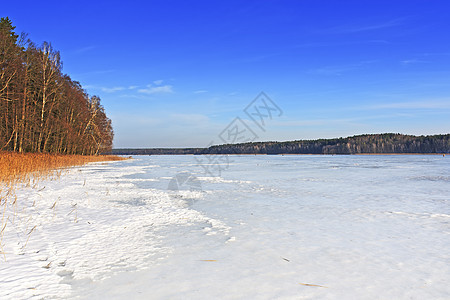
[1,155,449,299]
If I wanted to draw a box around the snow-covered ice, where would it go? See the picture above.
[1,155,449,299]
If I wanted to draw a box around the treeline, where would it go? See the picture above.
[112,133,450,155]
[0,17,113,155]
[206,133,450,154]
[112,148,203,155]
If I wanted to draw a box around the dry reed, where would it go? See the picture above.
[0,152,127,253]
[0,152,125,187]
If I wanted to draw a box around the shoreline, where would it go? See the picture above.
[0,152,126,187]
[123,153,447,156]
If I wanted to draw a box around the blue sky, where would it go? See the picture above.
[3,0,450,147]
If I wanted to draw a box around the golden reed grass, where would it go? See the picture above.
[0,152,125,187]
[0,152,126,253]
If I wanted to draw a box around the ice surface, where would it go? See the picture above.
[1,155,449,299]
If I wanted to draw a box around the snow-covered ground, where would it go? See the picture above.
[1,155,449,299]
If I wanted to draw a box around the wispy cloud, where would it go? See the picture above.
[309,65,358,76]
[309,60,377,76]
[238,52,285,63]
[153,80,164,85]
[194,90,208,94]
[138,84,173,94]
[293,40,390,50]
[362,100,450,110]
[400,59,428,66]
[101,86,126,93]
[323,17,407,34]
[117,94,150,100]
[420,52,450,57]
[85,85,140,93]
[73,45,96,54]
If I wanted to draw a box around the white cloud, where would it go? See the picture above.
[138,84,173,94]
[100,86,126,93]
[153,80,164,85]
[194,90,208,94]
[85,85,143,93]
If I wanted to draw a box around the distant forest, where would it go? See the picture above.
[113,134,450,155]
[0,17,113,155]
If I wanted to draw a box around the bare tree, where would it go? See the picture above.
[0,17,114,155]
